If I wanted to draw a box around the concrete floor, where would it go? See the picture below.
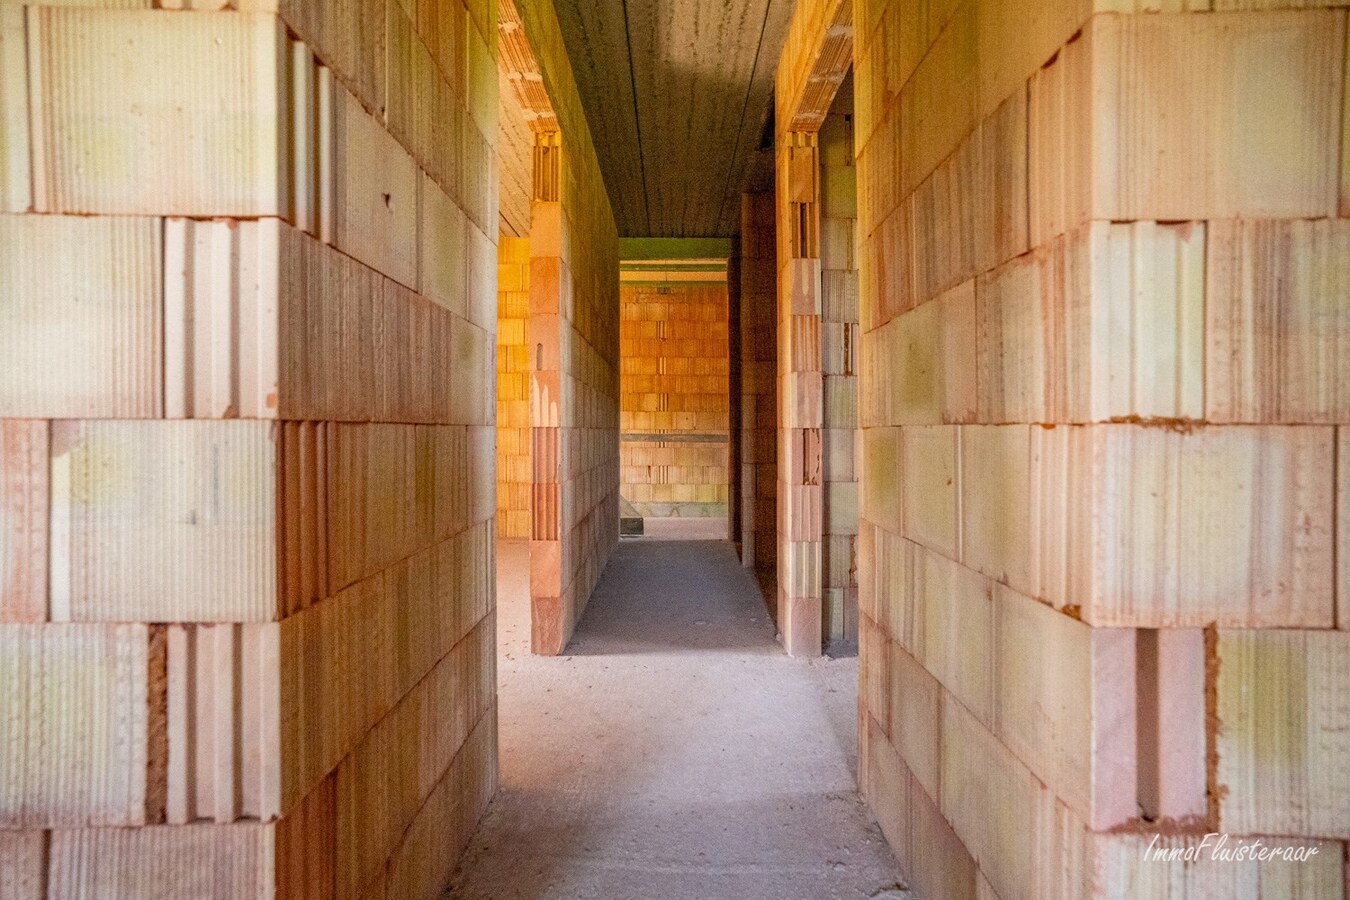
[445,537,909,899]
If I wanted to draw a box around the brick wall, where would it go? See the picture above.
[496,236,531,539]
[619,281,730,518]
[516,0,620,655]
[849,0,1349,896]
[0,0,499,894]
[739,192,779,579]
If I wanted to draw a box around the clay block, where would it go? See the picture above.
[1135,628,1207,822]
[993,584,1136,831]
[165,217,463,423]
[382,705,496,900]
[274,421,329,616]
[450,319,492,426]
[896,1,976,200]
[281,534,486,818]
[465,12,497,137]
[1082,425,1334,628]
[276,0,385,119]
[863,711,909,854]
[905,751,981,900]
[909,89,1029,306]
[901,425,958,558]
[861,427,902,534]
[917,547,994,727]
[860,614,891,735]
[1341,427,1349,631]
[49,420,278,623]
[0,830,43,900]
[28,8,288,216]
[326,424,467,595]
[275,772,337,900]
[864,709,982,900]
[1207,218,1350,423]
[0,623,150,827]
[420,172,470,317]
[959,425,1031,592]
[974,0,1087,124]
[889,641,942,803]
[0,420,47,622]
[48,823,275,898]
[167,623,280,825]
[163,218,280,420]
[336,618,493,900]
[0,6,28,213]
[330,84,418,290]
[940,694,1092,900]
[1030,11,1341,239]
[869,526,916,648]
[1075,222,1205,423]
[1215,629,1350,838]
[975,250,1048,424]
[977,221,1205,424]
[870,279,977,426]
[823,427,856,483]
[0,215,162,418]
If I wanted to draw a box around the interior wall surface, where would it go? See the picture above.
[820,79,860,650]
[773,0,853,657]
[497,235,531,539]
[0,0,501,895]
[515,0,621,656]
[739,191,780,585]
[619,280,731,519]
[846,0,1350,896]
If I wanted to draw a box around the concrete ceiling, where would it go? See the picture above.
[553,0,795,238]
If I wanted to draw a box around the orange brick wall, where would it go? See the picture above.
[844,0,1350,896]
[620,281,730,517]
[0,0,499,893]
[820,82,859,648]
[739,193,779,576]
[496,236,531,540]
[516,0,620,655]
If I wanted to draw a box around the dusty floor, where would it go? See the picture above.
[445,535,908,899]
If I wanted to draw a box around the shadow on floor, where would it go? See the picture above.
[567,539,779,656]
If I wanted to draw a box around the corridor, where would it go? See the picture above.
[446,538,906,899]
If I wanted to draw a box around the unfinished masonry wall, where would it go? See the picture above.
[0,0,499,895]
[497,236,531,539]
[516,0,620,655]
[619,280,730,519]
[819,82,859,649]
[851,0,1350,897]
[738,192,779,580]
[774,0,853,656]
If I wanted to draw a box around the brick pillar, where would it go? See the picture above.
[739,192,778,583]
[727,249,743,545]
[819,90,859,649]
[528,130,566,655]
[776,131,823,657]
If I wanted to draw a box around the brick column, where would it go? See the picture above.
[776,131,823,657]
[739,192,778,582]
[528,130,566,654]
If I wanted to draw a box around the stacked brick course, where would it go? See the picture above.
[840,0,1350,895]
[619,281,730,518]
[0,0,500,893]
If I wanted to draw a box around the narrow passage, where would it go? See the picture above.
[447,536,906,899]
